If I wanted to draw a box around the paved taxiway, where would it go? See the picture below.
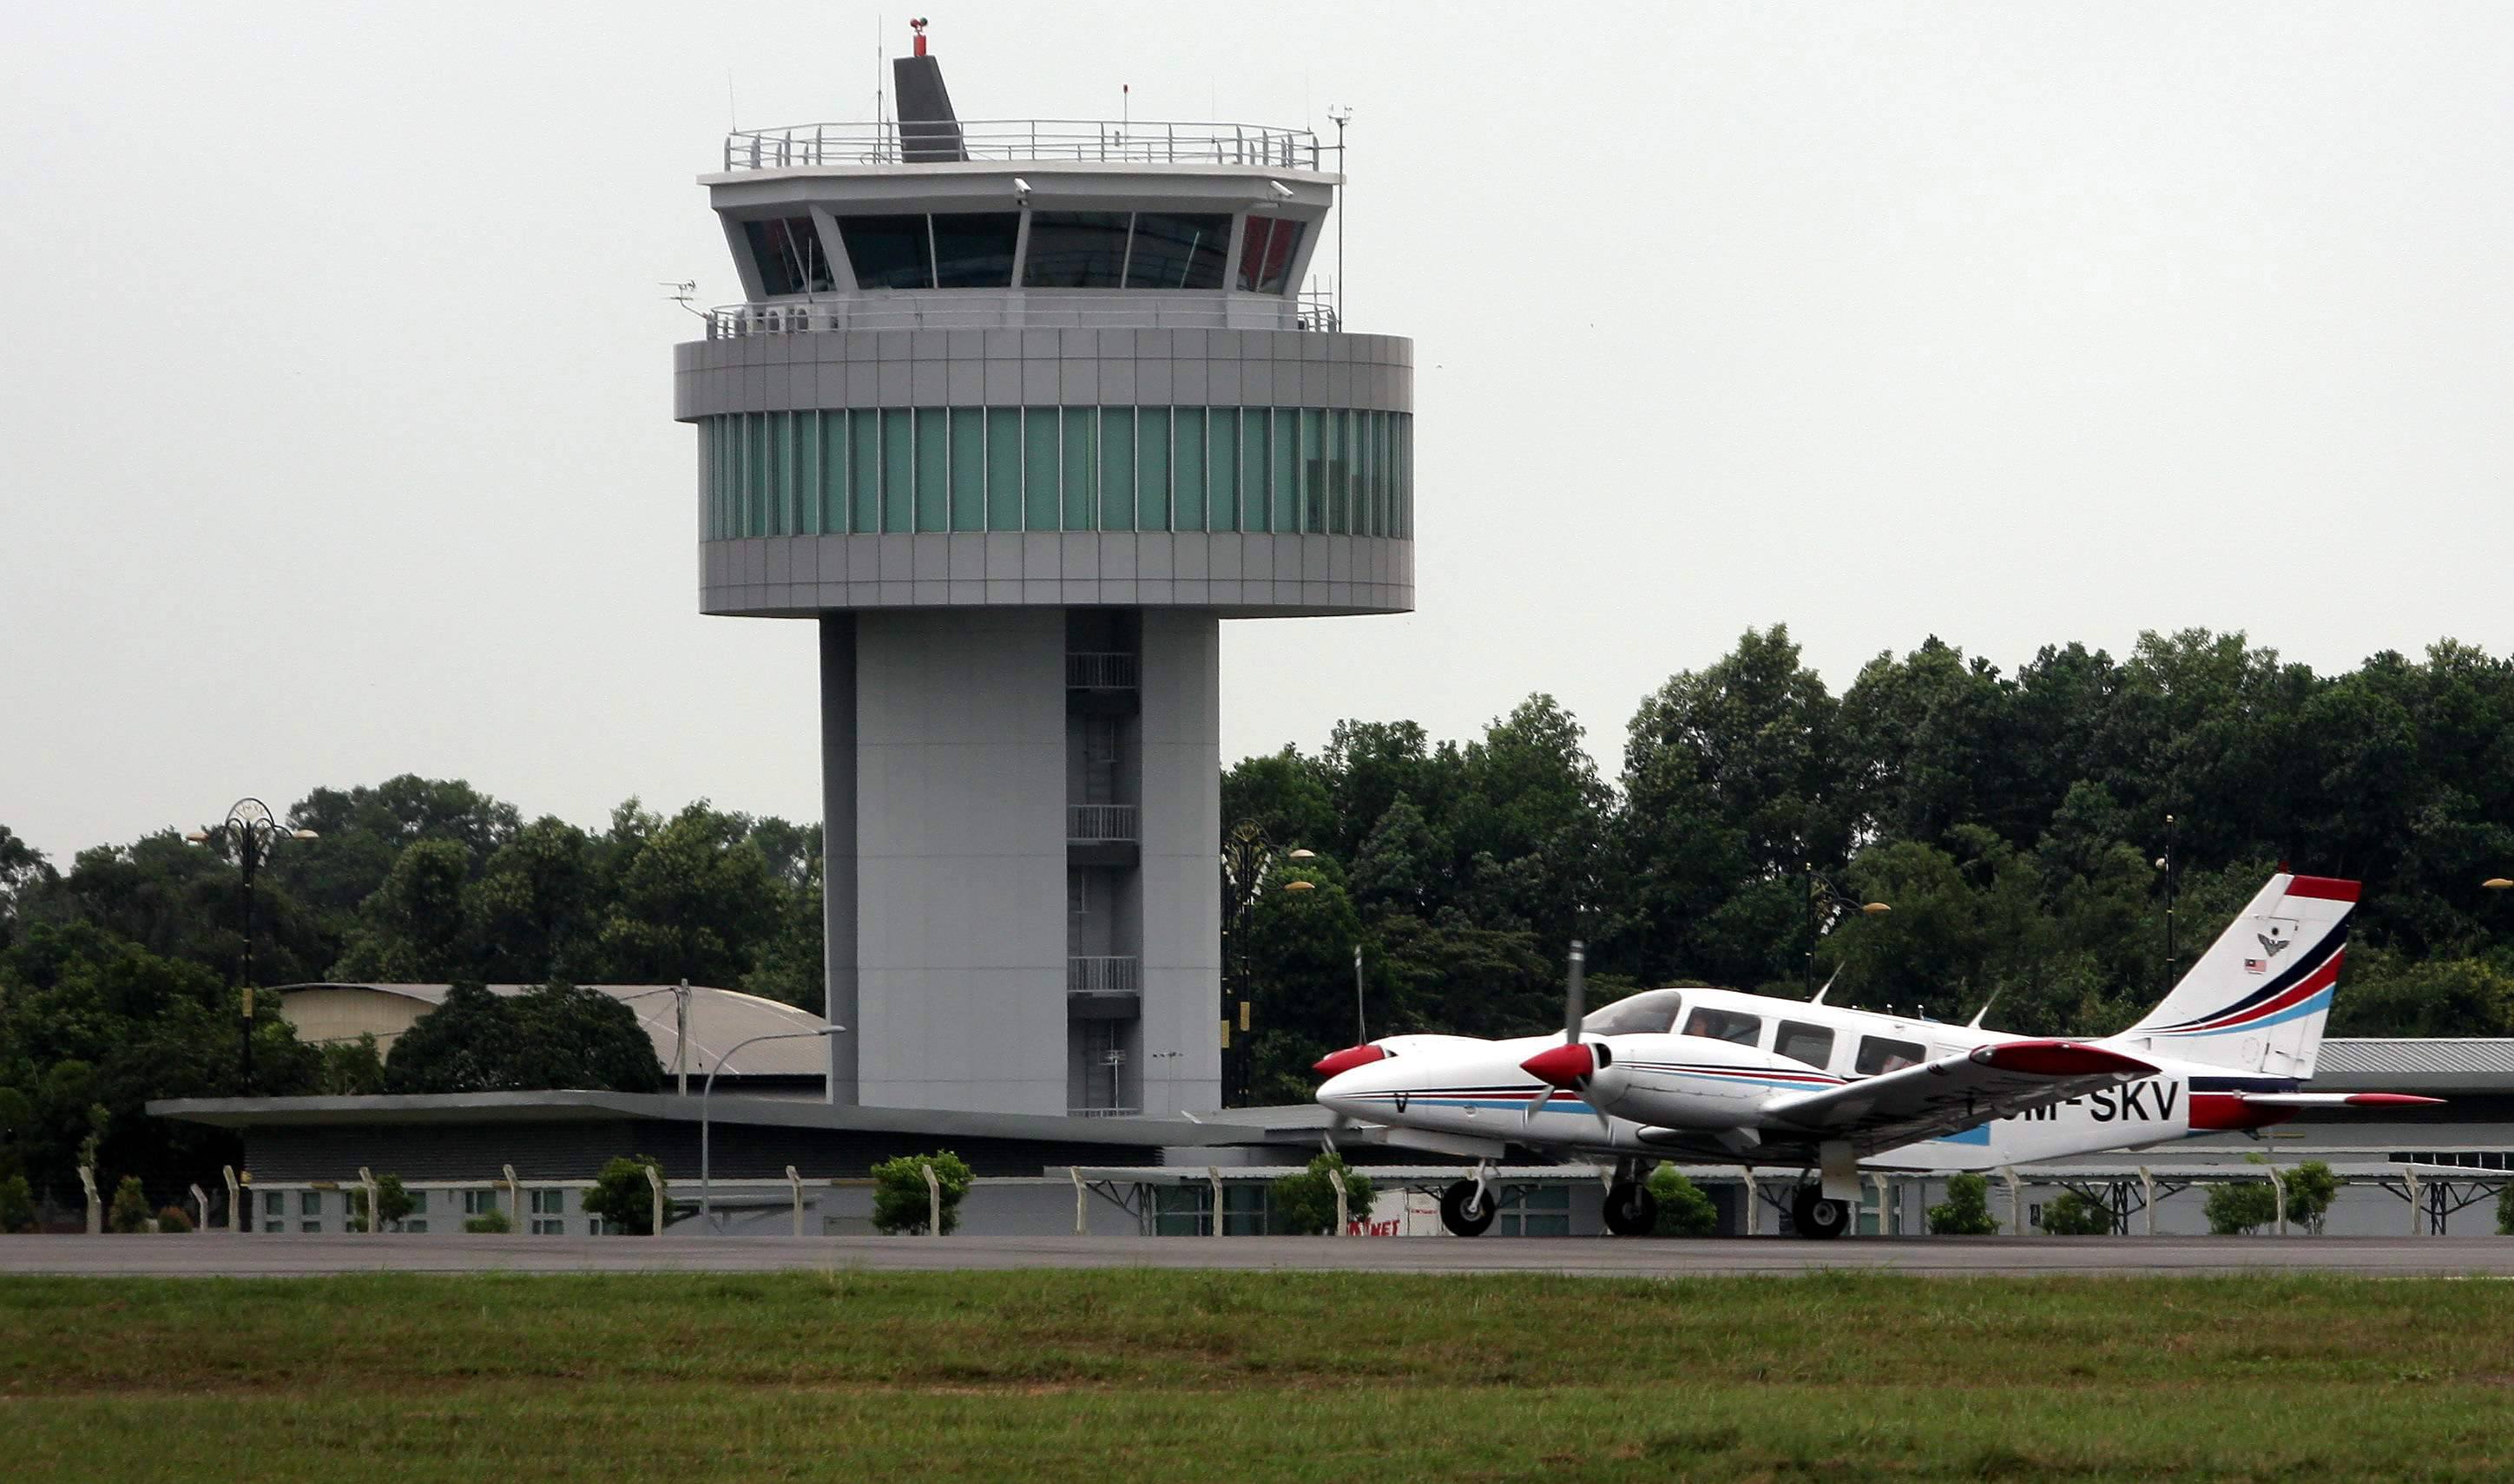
[6,1232,2513,1277]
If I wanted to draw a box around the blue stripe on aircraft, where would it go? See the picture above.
[1932,1123,1993,1146]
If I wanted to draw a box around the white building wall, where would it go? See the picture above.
[1135,610,1224,1115]
[855,609,1068,1113]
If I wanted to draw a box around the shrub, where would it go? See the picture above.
[1927,1172,2000,1236]
[1267,1152,1378,1235]
[2280,1160,2339,1235]
[2498,1181,2514,1237]
[2039,1190,2114,1235]
[154,1205,194,1234]
[582,1155,663,1235]
[346,1175,417,1233]
[463,1211,512,1234]
[0,1174,34,1234]
[871,1152,975,1235]
[107,1176,151,1234]
[1649,1166,1721,1237]
[2206,1180,2280,1235]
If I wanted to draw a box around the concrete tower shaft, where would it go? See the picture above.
[673,51,1413,1117]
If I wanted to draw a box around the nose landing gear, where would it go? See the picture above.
[1602,1179,1659,1237]
[1438,1179,1496,1237]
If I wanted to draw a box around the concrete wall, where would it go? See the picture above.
[854,608,1068,1113]
[1136,611,1223,1116]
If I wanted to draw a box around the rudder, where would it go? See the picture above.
[2116,873,2356,1079]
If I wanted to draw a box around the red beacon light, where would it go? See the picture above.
[910,16,930,56]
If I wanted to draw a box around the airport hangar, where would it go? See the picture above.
[143,41,2514,1242]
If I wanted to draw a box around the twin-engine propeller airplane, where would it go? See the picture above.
[1313,873,2442,1238]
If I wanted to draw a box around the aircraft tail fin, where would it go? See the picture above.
[2115,874,2355,1080]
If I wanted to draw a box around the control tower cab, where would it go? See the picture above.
[672,36,1414,1117]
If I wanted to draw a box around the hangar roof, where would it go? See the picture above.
[2317,1039,2514,1093]
[275,982,828,1079]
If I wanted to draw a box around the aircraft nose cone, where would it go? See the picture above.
[1520,1042,1595,1087]
[1313,1044,1387,1078]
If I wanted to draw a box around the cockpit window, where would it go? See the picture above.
[1579,989,1684,1037]
[1682,1008,1763,1047]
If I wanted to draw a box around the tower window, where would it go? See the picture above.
[932,213,1021,287]
[1236,217,1305,293]
[742,217,833,296]
[837,214,935,290]
[1125,213,1231,290]
[1023,212,1132,287]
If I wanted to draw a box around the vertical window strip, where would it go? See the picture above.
[1273,411,1297,533]
[1209,410,1239,532]
[1061,408,1096,531]
[1138,407,1171,530]
[851,410,881,535]
[822,408,850,534]
[881,409,913,533]
[950,408,985,531]
[1101,408,1136,531]
[1241,409,1269,532]
[915,407,950,532]
[1175,409,1208,532]
[747,413,769,537]
[1401,414,1413,538]
[1025,406,1062,529]
[1300,409,1324,534]
[988,408,1024,529]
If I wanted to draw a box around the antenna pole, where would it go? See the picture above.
[1327,107,1352,325]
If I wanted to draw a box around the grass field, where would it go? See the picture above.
[7,1269,2514,1481]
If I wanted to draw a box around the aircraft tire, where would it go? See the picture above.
[1793,1192,1852,1240]
[1602,1181,1658,1238]
[1438,1180,1496,1237]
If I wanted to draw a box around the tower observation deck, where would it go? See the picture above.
[672,40,1413,1116]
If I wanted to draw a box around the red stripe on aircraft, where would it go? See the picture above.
[2182,953,2342,1034]
[2284,876,2361,903]
[2188,1092,2297,1132]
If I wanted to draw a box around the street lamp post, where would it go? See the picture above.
[1219,823,1273,1106]
[2155,814,2181,995]
[186,799,318,1094]
[700,1025,843,1231]
[1804,866,1891,999]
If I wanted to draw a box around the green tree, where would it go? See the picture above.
[379,982,661,1093]
[332,837,476,981]
[378,982,516,1093]
[1927,1173,2000,1236]
[0,1173,34,1233]
[2206,1180,2280,1236]
[2038,1190,2114,1235]
[316,1034,387,1096]
[347,1174,417,1232]
[2496,1182,2514,1238]
[870,1152,974,1235]
[589,803,783,987]
[581,1155,664,1235]
[1267,1152,1376,1235]
[1220,751,1337,858]
[1648,1166,1720,1237]
[2277,1159,2340,1236]
[107,1175,151,1233]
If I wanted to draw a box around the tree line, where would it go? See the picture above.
[2,624,2510,1206]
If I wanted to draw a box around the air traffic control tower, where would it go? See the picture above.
[673,36,1412,1118]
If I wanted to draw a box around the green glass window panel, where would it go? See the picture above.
[850,410,880,535]
[987,408,1023,529]
[821,409,849,534]
[780,411,801,535]
[1273,412,1297,532]
[1299,410,1324,534]
[1240,410,1269,532]
[699,420,716,539]
[1136,408,1171,530]
[915,408,950,533]
[1208,410,1238,531]
[949,408,984,531]
[1362,411,1380,537]
[795,411,819,535]
[1024,409,1061,529]
[1174,410,1207,532]
[1329,408,1350,535]
[881,410,914,533]
[1061,408,1096,530]
[1099,408,1135,531]
[746,413,769,537]
[1401,415,1414,538]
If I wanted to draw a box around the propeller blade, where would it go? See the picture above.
[1563,940,1587,1044]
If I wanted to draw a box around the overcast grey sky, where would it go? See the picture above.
[3,3,2508,862]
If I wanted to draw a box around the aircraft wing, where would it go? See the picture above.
[1753,1040,2156,1158]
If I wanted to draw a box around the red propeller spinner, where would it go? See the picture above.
[1313,1044,1388,1078]
[1520,1042,1596,1087]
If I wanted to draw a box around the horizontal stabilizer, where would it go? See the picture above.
[2237,1092,2445,1109]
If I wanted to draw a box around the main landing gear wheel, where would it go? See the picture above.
[1602,1180,1659,1238]
[1439,1179,1496,1237]
[1789,1187,1853,1241]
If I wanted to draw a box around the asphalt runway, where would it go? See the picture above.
[7,1231,2514,1278]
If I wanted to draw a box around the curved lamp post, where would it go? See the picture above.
[186,798,318,1093]
[701,1025,843,1231]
